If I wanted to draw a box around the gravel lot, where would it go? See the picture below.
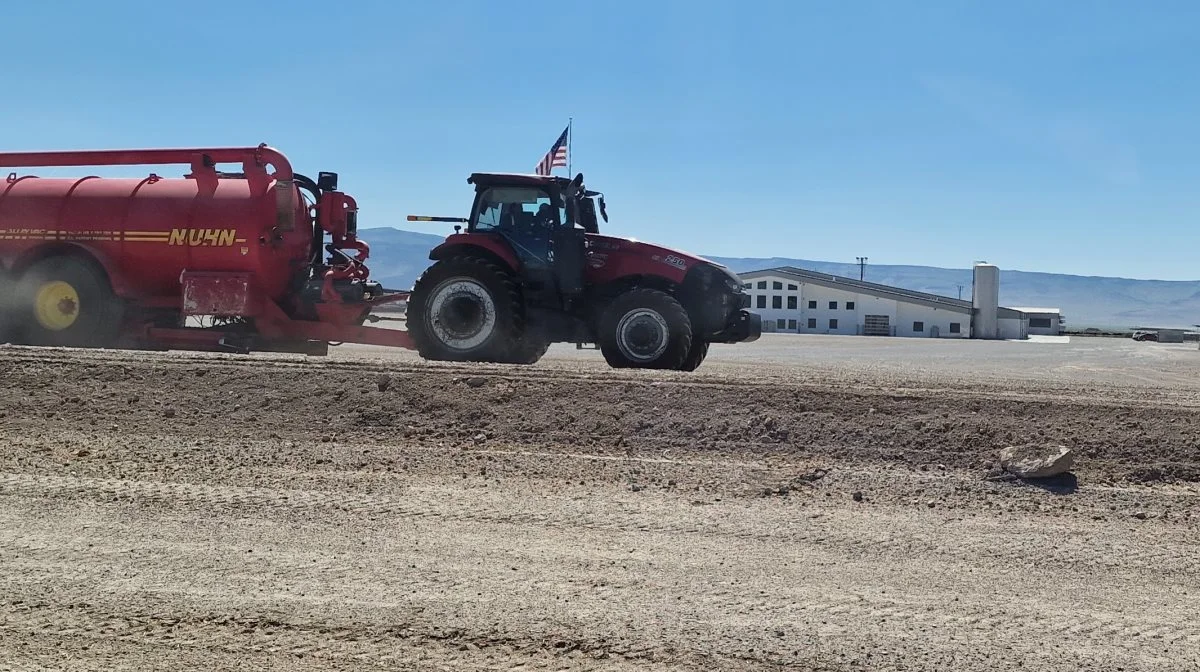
[1,335,1198,670]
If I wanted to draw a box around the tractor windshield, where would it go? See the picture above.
[474,187,566,233]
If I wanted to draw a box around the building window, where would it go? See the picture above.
[788,284,798,291]
[756,295,766,309]
[950,322,961,334]
[788,319,797,330]
[757,281,767,289]
[742,283,751,289]
[913,321,924,332]
[829,301,838,310]
[772,281,783,290]
[1030,318,1052,329]
[807,318,817,329]
[846,301,855,310]
[787,296,797,310]
[775,318,786,330]
[829,318,839,329]
[772,296,782,309]
[808,300,817,309]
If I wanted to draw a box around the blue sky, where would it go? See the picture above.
[3,1,1198,280]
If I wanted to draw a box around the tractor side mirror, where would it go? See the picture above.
[598,196,608,222]
[577,197,600,234]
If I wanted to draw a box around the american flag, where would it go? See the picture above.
[535,125,569,176]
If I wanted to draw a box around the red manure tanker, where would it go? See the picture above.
[0,145,409,355]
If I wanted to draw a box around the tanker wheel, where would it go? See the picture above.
[407,255,524,362]
[598,288,693,370]
[16,256,124,348]
[678,340,709,372]
[0,270,14,344]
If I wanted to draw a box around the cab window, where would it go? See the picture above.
[473,187,561,232]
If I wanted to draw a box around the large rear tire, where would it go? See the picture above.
[407,255,524,362]
[496,335,551,365]
[598,288,693,370]
[678,340,709,371]
[16,256,123,348]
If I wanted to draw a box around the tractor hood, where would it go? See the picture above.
[587,234,735,278]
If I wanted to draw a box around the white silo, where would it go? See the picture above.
[971,262,1000,339]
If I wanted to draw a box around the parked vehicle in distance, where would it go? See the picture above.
[1131,330,1158,342]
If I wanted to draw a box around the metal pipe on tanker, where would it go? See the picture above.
[0,145,294,182]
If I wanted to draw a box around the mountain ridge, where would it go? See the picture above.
[357,227,1200,330]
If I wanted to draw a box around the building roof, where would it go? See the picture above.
[1007,307,1062,315]
[741,266,1028,318]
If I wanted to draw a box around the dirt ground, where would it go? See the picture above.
[2,335,1199,671]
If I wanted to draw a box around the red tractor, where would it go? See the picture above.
[406,172,759,370]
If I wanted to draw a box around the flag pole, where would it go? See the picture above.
[567,117,573,177]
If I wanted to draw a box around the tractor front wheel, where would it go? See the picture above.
[598,289,693,370]
[407,256,524,362]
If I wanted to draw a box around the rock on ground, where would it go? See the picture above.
[1000,444,1075,479]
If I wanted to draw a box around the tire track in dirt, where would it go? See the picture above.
[4,470,1200,670]
[6,350,1200,484]
[3,509,1195,672]
[4,347,1200,670]
[0,599,693,672]
[3,471,1198,577]
[3,345,1200,409]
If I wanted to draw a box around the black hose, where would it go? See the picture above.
[293,173,322,203]
[294,173,325,271]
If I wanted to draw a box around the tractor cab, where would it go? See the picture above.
[464,172,602,306]
[466,172,605,235]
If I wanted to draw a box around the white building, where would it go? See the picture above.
[1007,308,1065,336]
[740,264,1038,340]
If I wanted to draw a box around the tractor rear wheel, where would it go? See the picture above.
[598,288,693,370]
[16,256,123,348]
[678,340,709,371]
[497,335,552,365]
[407,255,524,362]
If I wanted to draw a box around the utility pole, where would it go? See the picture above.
[956,284,964,300]
[856,257,868,281]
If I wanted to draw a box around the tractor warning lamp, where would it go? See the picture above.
[407,215,469,234]
[318,172,338,192]
[408,215,469,223]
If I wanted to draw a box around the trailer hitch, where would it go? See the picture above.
[217,336,251,355]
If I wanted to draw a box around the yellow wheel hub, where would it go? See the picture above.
[34,281,80,331]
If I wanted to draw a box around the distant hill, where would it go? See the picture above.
[358,227,1200,330]
[356,227,447,292]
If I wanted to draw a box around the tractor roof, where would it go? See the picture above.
[467,172,573,189]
